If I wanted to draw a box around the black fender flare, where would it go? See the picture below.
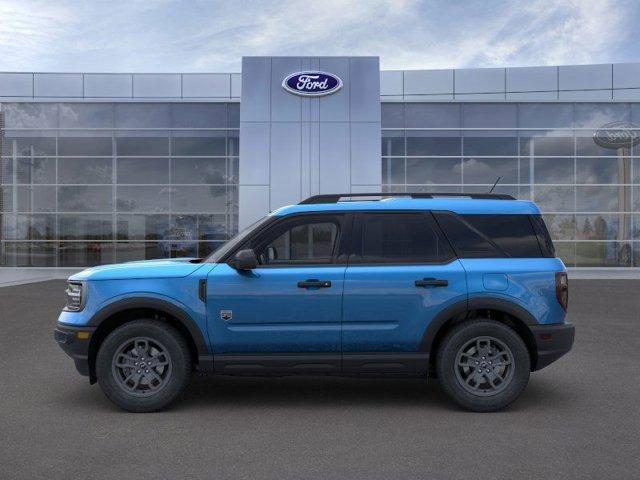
[420,297,538,353]
[88,297,209,356]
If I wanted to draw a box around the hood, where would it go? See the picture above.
[69,258,205,281]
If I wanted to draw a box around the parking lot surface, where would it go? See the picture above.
[1,279,639,479]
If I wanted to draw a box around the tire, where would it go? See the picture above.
[436,319,530,412]
[96,320,192,412]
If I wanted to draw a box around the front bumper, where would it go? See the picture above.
[54,324,96,377]
[530,322,575,371]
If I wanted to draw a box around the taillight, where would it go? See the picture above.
[555,272,568,311]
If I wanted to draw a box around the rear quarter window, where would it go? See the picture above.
[434,213,544,258]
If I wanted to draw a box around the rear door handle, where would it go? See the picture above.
[297,279,332,289]
[415,278,448,287]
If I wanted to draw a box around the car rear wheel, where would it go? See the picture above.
[96,320,191,412]
[436,319,530,412]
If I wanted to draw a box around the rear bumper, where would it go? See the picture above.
[530,322,575,371]
[54,324,96,377]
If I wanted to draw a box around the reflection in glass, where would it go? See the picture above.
[171,186,229,213]
[381,103,404,128]
[171,158,226,184]
[576,157,627,184]
[58,137,112,156]
[2,242,56,267]
[575,241,631,267]
[543,214,576,240]
[534,186,575,212]
[17,186,56,212]
[58,158,112,184]
[406,158,461,184]
[462,158,517,184]
[171,135,226,156]
[59,214,113,240]
[533,158,574,184]
[463,136,517,156]
[406,132,461,156]
[58,186,113,212]
[406,104,460,128]
[16,157,55,184]
[170,103,227,128]
[3,137,56,156]
[381,131,404,156]
[59,242,115,267]
[116,158,170,184]
[576,186,630,212]
[116,214,170,241]
[115,242,169,262]
[382,158,405,184]
[116,136,169,156]
[58,104,113,128]
[116,186,170,213]
[12,214,55,240]
[519,135,573,156]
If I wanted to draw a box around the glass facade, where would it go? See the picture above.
[0,102,239,267]
[2,99,639,269]
[382,103,640,267]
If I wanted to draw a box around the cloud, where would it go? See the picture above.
[0,0,636,73]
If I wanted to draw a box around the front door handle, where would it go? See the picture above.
[415,278,448,287]
[297,279,332,289]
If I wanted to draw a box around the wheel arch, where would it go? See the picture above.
[422,297,539,371]
[86,297,209,383]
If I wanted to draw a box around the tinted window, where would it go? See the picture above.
[435,213,542,258]
[355,213,453,263]
[250,216,341,265]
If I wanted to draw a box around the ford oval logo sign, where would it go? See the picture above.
[593,121,640,149]
[282,71,343,97]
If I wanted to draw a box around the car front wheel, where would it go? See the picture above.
[436,319,531,412]
[96,320,191,412]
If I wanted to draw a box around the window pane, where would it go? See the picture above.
[116,214,170,240]
[59,214,113,240]
[17,186,56,212]
[406,132,461,156]
[2,104,58,128]
[3,136,56,156]
[116,158,169,184]
[382,158,405,184]
[577,186,630,212]
[406,104,460,128]
[519,134,574,156]
[115,242,169,262]
[533,186,575,212]
[59,242,115,267]
[12,214,55,240]
[114,104,170,128]
[228,104,240,127]
[464,104,517,128]
[1,186,12,211]
[170,103,227,128]
[574,103,630,128]
[575,214,629,241]
[543,214,576,240]
[266,222,338,263]
[463,136,518,156]
[463,158,518,184]
[171,135,226,156]
[59,103,113,128]
[575,241,631,267]
[116,136,169,156]
[382,103,404,128]
[116,186,170,212]
[171,158,227,184]
[406,158,461,184]
[359,213,452,262]
[58,158,112,184]
[171,186,229,213]
[58,186,113,212]
[518,104,574,129]
[2,242,56,267]
[576,157,627,184]
[16,157,55,184]
[1,157,12,183]
[58,137,113,156]
[576,135,628,156]
[461,214,542,257]
[227,130,239,157]
[381,130,404,156]
[533,158,574,184]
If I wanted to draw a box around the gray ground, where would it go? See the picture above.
[1,279,639,480]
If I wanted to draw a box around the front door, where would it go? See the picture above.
[207,213,348,371]
[342,211,467,373]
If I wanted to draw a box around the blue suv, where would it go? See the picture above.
[54,193,574,412]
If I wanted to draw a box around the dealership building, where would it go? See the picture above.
[1,56,640,272]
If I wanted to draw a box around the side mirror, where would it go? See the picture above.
[231,249,258,270]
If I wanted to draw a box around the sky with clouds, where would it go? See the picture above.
[0,0,638,73]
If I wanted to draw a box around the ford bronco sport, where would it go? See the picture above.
[54,192,574,412]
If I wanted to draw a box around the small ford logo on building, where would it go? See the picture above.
[593,121,640,149]
[282,71,343,97]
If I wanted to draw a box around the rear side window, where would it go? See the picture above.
[434,213,543,258]
[353,212,454,264]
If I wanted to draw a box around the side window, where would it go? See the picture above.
[435,212,543,258]
[251,217,340,265]
[353,212,453,264]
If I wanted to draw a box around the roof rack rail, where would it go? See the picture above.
[299,192,515,204]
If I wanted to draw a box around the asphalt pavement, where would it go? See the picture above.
[1,279,639,479]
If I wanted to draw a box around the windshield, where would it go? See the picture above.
[203,215,272,263]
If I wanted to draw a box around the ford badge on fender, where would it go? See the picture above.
[282,71,343,97]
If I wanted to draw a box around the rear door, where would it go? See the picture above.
[341,211,467,373]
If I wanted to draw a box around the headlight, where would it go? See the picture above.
[64,282,85,312]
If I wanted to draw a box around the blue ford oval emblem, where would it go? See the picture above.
[282,71,343,97]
